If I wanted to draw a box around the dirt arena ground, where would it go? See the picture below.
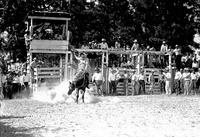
[1,94,200,137]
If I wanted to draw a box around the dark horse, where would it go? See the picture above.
[68,73,89,103]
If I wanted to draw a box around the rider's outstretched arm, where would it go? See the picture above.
[71,48,80,63]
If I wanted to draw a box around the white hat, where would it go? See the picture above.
[134,39,138,43]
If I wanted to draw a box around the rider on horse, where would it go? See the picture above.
[70,47,90,94]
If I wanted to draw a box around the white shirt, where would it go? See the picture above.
[21,74,30,83]
[100,42,108,49]
[173,48,181,55]
[109,72,117,81]
[92,72,104,82]
[191,73,198,80]
[131,43,139,51]
[164,72,171,81]
[160,44,168,52]
[131,74,138,81]
[138,74,145,80]
[175,71,182,80]
[13,76,20,83]
[182,72,191,81]
[192,62,199,68]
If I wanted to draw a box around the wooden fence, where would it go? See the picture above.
[33,67,63,91]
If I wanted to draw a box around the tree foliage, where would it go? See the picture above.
[0,0,200,61]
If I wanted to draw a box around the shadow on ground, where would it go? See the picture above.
[0,115,36,137]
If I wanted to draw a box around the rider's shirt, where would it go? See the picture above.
[77,58,89,72]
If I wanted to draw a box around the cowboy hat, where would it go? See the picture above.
[134,39,138,43]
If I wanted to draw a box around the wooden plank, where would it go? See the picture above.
[76,49,170,55]
[28,16,70,21]
[37,75,61,78]
[38,68,62,71]
[37,72,60,75]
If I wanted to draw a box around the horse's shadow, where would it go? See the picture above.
[0,120,41,137]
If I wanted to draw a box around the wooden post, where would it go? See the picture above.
[101,51,105,95]
[59,55,62,82]
[64,20,69,80]
[105,50,109,95]
[169,52,172,94]
[137,52,141,75]
[30,18,33,38]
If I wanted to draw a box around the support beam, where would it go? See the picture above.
[169,52,172,94]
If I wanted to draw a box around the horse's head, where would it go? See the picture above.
[68,82,75,95]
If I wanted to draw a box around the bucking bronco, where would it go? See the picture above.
[68,46,90,103]
[68,73,89,103]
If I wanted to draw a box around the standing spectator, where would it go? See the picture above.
[0,69,3,100]
[2,73,7,98]
[92,68,104,96]
[6,71,14,99]
[149,70,155,94]
[160,41,168,67]
[164,68,171,95]
[179,68,184,94]
[12,72,20,98]
[24,31,32,50]
[138,70,145,94]
[174,69,182,95]
[185,54,193,68]
[190,69,198,95]
[100,38,108,49]
[131,70,138,95]
[159,70,165,94]
[30,57,38,85]
[131,39,139,51]
[192,54,199,72]
[182,68,191,95]
[197,68,200,92]
[173,45,182,70]
[124,70,130,96]
[108,68,119,96]
[181,56,186,69]
[21,71,31,96]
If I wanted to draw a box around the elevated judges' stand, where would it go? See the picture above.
[27,11,71,92]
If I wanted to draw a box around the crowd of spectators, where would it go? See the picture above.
[86,38,200,95]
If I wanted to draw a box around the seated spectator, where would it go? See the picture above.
[131,39,139,51]
[100,38,108,49]
[160,41,168,52]
[115,41,121,49]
